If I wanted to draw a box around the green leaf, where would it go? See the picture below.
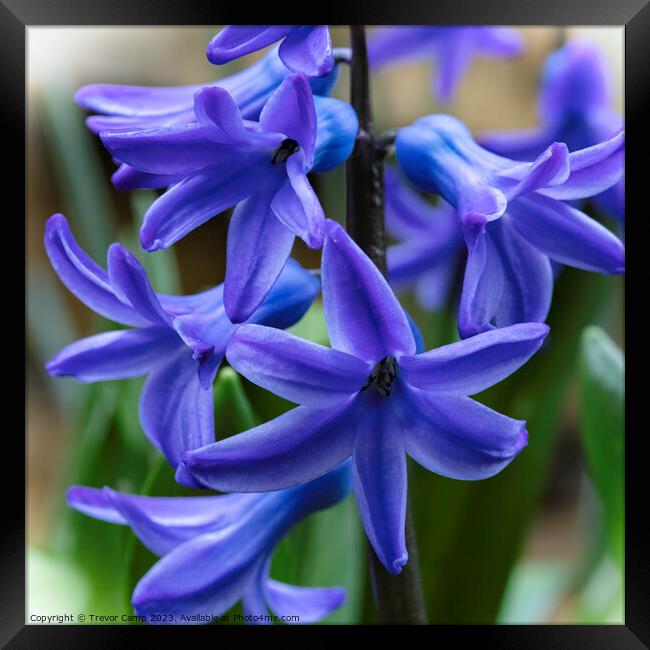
[272,493,366,624]
[127,191,182,295]
[407,268,617,623]
[41,80,114,260]
[287,299,329,345]
[214,367,260,438]
[578,326,624,566]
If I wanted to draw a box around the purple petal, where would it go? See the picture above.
[193,86,249,143]
[66,486,127,524]
[140,163,263,251]
[384,165,458,240]
[132,534,267,621]
[44,214,145,327]
[352,404,408,574]
[86,111,194,134]
[243,568,272,624]
[368,27,438,69]
[100,124,257,175]
[400,322,549,395]
[173,312,232,388]
[193,86,284,149]
[435,34,475,102]
[264,579,345,623]
[414,264,458,311]
[539,40,612,123]
[244,257,320,330]
[182,403,357,493]
[400,385,528,479]
[498,142,570,198]
[67,485,259,556]
[270,153,325,248]
[206,26,293,65]
[226,324,370,407]
[388,240,442,287]
[259,74,317,167]
[539,131,624,201]
[322,220,416,362]
[480,27,524,56]
[278,26,333,77]
[459,222,553,337]
[479,126,558,161]
[112,164,183,191]
[223,183,295,323]
[75,82,200,117]
[46,327,181,382]
[139,351,214,468]
[509,194,624,274]
[107,244,172,325]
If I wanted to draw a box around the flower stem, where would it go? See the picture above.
[345,24,427,625]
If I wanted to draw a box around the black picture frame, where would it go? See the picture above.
[6,0,649,645]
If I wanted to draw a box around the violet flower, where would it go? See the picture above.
[368,26,524,102]
[182,219,549,574]
[44,214,319,484]
[395,115,625,337]
[76,46,338,136]
[100,74,357,323]
[480,40,624,221]
[385,165,465,312]
[207,26,334,78]
[67,462,350,624]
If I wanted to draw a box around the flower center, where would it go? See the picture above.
[361,356,397,397]
[271,138,300,164]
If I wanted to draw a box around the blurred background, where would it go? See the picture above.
[27,26,624,624]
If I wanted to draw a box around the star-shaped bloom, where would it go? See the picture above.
[181,219,549,574]
[480,40,624,221]
[395,115,625,337]
[100,74,357,322]
[385,165,465,312]
[67,462,350,624]
[44,214,319,484]
[207,26,334,78]
[368,26,524,102]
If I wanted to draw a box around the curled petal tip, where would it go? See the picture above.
[140,230,164,252]
[388,553,408,575]
[44,358,63,376]
[516,425,529,453]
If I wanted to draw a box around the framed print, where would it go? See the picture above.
[5,0,649,645]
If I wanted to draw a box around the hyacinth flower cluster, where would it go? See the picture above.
[68,462,351,623]
[396,115,624,337]
[75,46,341,191]
[182,219,550,571]
[480,40,624,221]
[99,74,357,322]
[44,214,319,485]
[43,25,625,624]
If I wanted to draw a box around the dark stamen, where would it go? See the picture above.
[361,356,397,397]
[271,138,300,164]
